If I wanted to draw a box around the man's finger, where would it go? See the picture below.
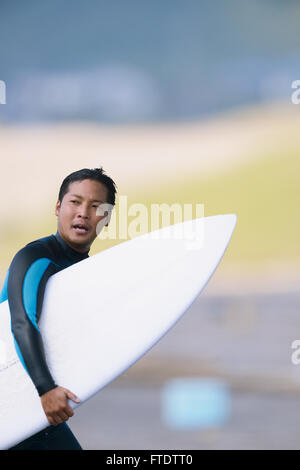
[53,414,63,425]
[64,389,81,404]
[64,404,74,418]
[58,410,70,422]
[47,416,55,426]
[47,415,57,426]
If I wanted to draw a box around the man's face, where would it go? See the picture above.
[55,179,110,253]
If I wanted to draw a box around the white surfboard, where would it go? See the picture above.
[0,214,236,449]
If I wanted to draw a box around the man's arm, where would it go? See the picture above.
[7,244,58,396]
[7,244,80,425]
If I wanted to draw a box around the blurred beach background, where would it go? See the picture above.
[0,0,300,449]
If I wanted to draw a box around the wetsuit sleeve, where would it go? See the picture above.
[7,244,58,396]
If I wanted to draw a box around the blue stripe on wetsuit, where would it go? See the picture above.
[23,258,51,331]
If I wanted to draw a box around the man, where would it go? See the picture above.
[0,167,117,450]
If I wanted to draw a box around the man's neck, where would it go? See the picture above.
[55,231,90,257]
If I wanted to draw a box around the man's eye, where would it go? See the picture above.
[71,200,80,204]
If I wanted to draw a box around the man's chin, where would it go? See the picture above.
[67,231,94,251]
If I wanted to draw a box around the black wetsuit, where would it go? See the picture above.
[0,231,88,450]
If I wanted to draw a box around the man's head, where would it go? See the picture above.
[55,167,117,253]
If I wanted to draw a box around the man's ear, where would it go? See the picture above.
[55,200,61,217]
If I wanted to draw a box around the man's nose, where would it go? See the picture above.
[77,205,89,218]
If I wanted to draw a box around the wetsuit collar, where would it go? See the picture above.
[54,230,90,261]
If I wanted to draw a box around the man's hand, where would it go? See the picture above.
[41,386,81,426]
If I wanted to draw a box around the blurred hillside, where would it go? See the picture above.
[0,0,299,122]
[0,102,299,292]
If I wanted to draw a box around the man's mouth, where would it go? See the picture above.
[72,224,90,235]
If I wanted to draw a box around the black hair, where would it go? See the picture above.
[58,167,117,206]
